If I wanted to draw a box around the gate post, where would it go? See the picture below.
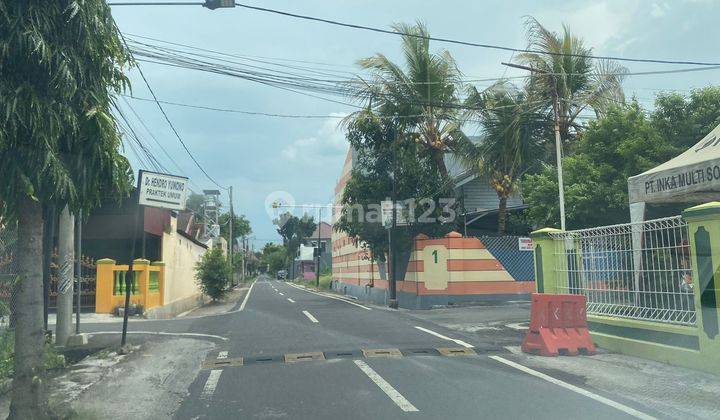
[682,202,720,374]
[530,228,562,294]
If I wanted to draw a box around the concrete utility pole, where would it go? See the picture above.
[229,186,234,285]
[502,62,567,230]
[55,206,74,346]
[315,207,322,288]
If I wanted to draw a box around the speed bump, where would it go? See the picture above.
[436,347,476,357]
[361,348,403,358]
[202,357,243,369]
[284,352,325,363]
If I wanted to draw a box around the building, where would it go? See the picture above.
[331,149,535,308]
[294,221,332,279]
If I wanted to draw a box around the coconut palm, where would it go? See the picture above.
[352,21,463,179]
[460,82,545,233]
[516,17,627,144]
[0,2,132,416]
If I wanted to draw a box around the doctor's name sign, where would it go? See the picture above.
[138,170,189,211]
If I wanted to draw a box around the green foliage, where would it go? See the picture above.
[651,87,720,150]
[0,1,133,219]
[195,248,230,301]
[260,243,288,273]
[460,82,545,232]
[336,111,455,262]
[354,21,463,178]
[516,17,626,145]
[523,102,677,228]
[219,213,252,243]
[0,331,66,379]
[185,193,205,218]
[0,330,12,379]
[274,213,315,264]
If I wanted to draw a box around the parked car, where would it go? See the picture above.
[276,269,288,280]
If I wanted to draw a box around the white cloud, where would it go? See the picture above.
[537,1,642,50]
[281,113,349,163]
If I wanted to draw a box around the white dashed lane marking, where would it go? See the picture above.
[201,369,222,401]
[414,326,474,348]
[287,298,295,303]
[353,360,418,412]
[302,310,319,323]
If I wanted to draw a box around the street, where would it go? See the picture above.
[104,276,653,420]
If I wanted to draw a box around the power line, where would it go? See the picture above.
[232,2,720,67]
[116,28,227,190]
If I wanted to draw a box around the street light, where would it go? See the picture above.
[501,62,567,231]
[107,1,235,9]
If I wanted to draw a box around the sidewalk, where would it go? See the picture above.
[40,282,253,326]
[0,334,214,419]
[407,303,720,419]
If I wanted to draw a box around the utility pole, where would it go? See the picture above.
[388,131,398,309]
[56,206,74,346]
[502,62,567,230]
[75,208,82,334]
[315,207,322,288]
[229,186,234,285]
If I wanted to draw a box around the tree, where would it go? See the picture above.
[354,21,463,179]
[523,102,676,228]
[0,2,132,416]
[274,213,316,271]
[651,87,720,150]
[219,213,251,244]
[460,83,545,233]
[260,243,287,274]
[185,192,205,218]
[516,17,626,149]
[335,110,455,263]
[195,248,230,301]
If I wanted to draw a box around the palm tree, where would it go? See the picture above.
[0,2,132,416]
[516,17,626,145]
[460,83,544,233]
[352,21,463,179]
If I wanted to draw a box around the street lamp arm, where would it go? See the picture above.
[107,2,205,5]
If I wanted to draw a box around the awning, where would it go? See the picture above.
[628,123,720,204]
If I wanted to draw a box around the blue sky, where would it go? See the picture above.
[111,0,720,247]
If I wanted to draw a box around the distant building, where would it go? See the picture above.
[294,221,332,279]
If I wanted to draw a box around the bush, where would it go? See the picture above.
[195,248,231,301]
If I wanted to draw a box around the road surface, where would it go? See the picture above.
[84,276,659,419]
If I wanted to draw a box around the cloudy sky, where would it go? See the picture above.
[111,0,720,247]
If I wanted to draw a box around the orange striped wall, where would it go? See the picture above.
[331,149,533,299]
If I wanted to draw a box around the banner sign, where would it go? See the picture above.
[518,237,534,251]
[138,170,189,211]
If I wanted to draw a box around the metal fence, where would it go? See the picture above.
[478,236,535,281]
[0,226,17,326]
[549,216,696,326]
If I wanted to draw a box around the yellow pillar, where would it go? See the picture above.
[95,258,116,313]
[151,261,166,307]
[530,228,562,294]
[134,258,150,310]
[682,202,720,374]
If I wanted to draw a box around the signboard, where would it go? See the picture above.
[518,237,534,251]
[138,170,189,211]
[381,200,409,228]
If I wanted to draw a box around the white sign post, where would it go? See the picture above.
[121,170,189,347]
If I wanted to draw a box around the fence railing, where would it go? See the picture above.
[549,216,696,326]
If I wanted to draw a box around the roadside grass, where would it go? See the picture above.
[295,273,332,291]
[0,329,66,381]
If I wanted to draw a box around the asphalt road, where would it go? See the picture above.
[82,276,659,419]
